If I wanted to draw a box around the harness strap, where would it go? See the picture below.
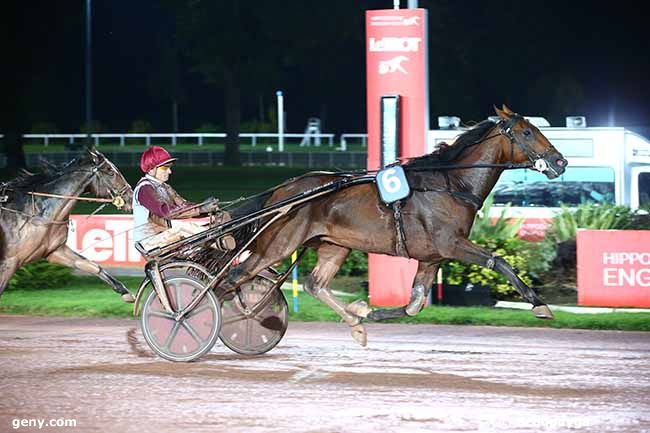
[391,200,411,258]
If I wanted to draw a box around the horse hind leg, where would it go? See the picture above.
[47,246,135,303]
[0,258,19,297]
[347,261,440,321]
[304,243,369,346]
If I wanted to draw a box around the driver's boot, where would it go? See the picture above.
[210,211,236,251]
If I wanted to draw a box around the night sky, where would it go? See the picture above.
[3,0,650,134]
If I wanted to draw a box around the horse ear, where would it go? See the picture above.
[86,147,100,163]
[494,105,509,120]
[502,104,515,115]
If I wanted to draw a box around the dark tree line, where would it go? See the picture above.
[2,1,648,168]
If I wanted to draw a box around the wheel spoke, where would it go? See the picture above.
[175,284,183,310]
[222,311,248,326]
[181,320,207,345]
[246,312,254,347]
[148,310,175,320]
[162,321,182,350]
[251,296,285,323]
[248,290,279,315]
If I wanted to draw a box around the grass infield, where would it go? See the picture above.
[1,276,649,331]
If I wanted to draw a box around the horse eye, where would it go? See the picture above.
[523,129,533,138]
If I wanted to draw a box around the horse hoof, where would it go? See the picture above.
[532,305,554,320]
[351,324,368,347]
[345,300,372,318]
[405,300,425,316]
[121,293,135,303]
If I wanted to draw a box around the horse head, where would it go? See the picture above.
[494,105,568,179]
[84,148,134,212]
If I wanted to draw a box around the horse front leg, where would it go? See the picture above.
[445,237,553,319]
[47,246,135,303]
[346,261,440,321]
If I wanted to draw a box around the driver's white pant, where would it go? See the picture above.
[139,220,205,252]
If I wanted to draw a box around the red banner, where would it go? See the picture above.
[577,230,650,308]
[516,218,551,241]
[66,215,145,268]
[366,9,428,306]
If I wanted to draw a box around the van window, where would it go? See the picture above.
[492,167,615,207]
[639,172,650,209]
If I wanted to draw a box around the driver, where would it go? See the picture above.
[132,146,236,253]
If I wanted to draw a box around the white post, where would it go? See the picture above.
[407,0,418,7]
[393,0,399,9]
[276,90,284,152]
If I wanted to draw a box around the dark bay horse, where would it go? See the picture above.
[221,106,568,345]
[0,148,135,301]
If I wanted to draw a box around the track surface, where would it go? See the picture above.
[0,315,649,433]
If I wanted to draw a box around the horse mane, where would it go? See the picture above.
[3,157,85,191]
[405,119,497,168]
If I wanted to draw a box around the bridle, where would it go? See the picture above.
[26,154,130,210]
[498,114,556,175]
[85,155,130,209]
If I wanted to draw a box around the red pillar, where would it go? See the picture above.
[366,9,429,306]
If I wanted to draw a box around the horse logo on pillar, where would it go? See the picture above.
[402,16,420,26]
[379,56,409,75]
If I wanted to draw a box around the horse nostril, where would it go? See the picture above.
[556,158,567,167]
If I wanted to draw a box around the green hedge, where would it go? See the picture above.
[441,196,556,299]
[279,249,368,277]
[8,260,73,290]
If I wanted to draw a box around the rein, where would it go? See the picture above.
[26,191,126,209]
[25,158,129,210]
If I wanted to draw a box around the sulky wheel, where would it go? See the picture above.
[219,276,289,355]
[141,271,221,362]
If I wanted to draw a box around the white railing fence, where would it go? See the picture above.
[0,132,367,148]
[339,133,368,151]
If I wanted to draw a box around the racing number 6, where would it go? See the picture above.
[380,168,401,194]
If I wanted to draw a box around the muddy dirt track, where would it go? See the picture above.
[0,315,649,433]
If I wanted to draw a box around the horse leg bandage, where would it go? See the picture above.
[405,283,426,316]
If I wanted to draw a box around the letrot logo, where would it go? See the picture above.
[379,56,409,75]
[369,37,422,52]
